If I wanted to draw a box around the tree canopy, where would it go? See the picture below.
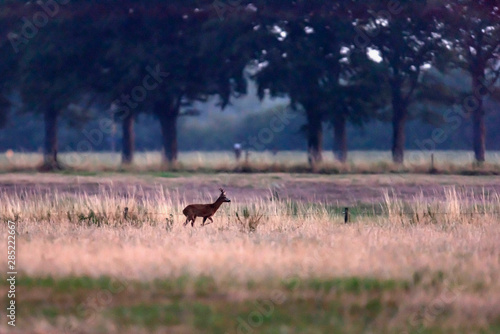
[0,0,499,169]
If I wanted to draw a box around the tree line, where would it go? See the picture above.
[0,0,499,170]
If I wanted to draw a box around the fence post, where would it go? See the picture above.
[430,153,437,173]
[344,207,349,224]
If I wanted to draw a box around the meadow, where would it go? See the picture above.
[1,154,500,333]
[1,150,500,174]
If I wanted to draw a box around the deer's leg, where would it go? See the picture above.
[191,217,196,227]
[202,217,208,226]
[184,215,194,227]
[202,217,214,226]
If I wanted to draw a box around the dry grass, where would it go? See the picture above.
[1,183,499,283]
[1,174,500,332]
[2,150,500,174]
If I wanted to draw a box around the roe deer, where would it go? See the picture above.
[183,188,231,227]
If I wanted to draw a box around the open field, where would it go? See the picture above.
[2,150,500,174]
[1,173,500,333]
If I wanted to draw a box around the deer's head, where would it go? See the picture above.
[218,188,231,202]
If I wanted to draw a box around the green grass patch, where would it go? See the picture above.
[304,277,406,294]
[12,274,496,333]
[282,201,383,220]
[279,276,409,295]
[149,171,184,178]
[58,170,100,176]
[106,298,365,333]
[12,275,409,295]
[194,275,217,297]
[110,303,183,328]
[40,306,60,319]
[11,275,123,292]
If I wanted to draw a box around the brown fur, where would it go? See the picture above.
[183,188,231,227]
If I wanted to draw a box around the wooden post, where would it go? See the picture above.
[344,207,349,224]
[430,153,437,173]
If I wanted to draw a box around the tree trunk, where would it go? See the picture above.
[0,94,9,128]
[472,76,486,163]
[42,107,61,170]
[306,109,323,165]
[391,89,407,164]
[333,114,347,163]
[121,113,135,165]
[158,110,179,164]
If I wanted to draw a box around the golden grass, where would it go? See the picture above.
[1,184,498,284]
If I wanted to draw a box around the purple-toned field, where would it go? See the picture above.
[2,172,500,203]
[1,172,500,333]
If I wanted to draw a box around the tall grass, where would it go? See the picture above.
[1,185,500,283]
[383,187,500,225]
[2,183,498,226]
[0,185,336,227]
